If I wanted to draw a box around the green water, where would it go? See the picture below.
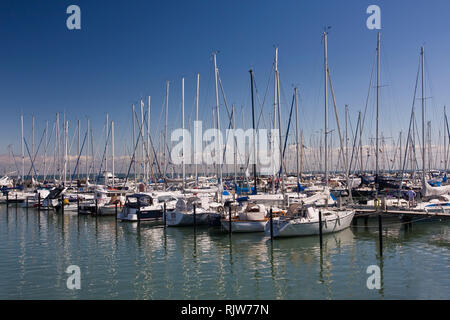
[0,205,448,299]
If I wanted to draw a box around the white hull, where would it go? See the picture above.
[221,219,268,233]
[268,210,354,238]
[166,211,211,227]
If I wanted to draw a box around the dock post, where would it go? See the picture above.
[95,199,98,216]
[115,202,118,220]
[38,193,40,212]
[269,207,273,240]
[26,196,29,211]
[228,205,232,234]
[6,192,9,206]
[378,214,383,257]
[15,194,18,209]
[193,203,197,231]
[163,202,167,228]
[319,210,323,249]
[77,196,80,215]
[61,195,64,215]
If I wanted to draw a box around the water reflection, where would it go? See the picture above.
[0,206,449,299]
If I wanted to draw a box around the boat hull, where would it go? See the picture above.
[221,219,268,233]
[166,211,211,227]
[268,211,354,238]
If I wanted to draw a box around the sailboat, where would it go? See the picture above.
[266,31,354,238]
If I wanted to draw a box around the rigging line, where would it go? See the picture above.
[23,138,38,179]
[361,49,377,140]
[26,128,46,178]
[397,55,421,194]
[96,124,112,183]
[70,130,88,184]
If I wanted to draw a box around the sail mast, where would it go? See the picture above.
[195,73,199,185]
[182,77,185,190]
[323,31,329,189]
[213,52,223,202]
[21,113,24,182]
[376,32,380,195]
[421,46,426,191]
[164,81,169,189]
[250,69,257,194]
[112,120,115,186]
[295,87,300,194]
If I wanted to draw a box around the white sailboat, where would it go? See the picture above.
[266,31,354,238]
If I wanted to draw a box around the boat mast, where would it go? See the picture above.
[86,117,90,183]
[147,96,151,183]
[421,46,426,192]
[44,120,48,182]
[105,113,109,174]
[164,81,169,188]
[445,106,447,172]
[323,31,329,190]
[213,52,223,202]
[376,32,380,196]
[77,119,80,180]
[276,51,284,194]
[182,77,185,190]
[295,87,300,194]
[21,113,24,182]
[233,105,237,186]
[272,47,278,194]
[32,115,35,167]
[399,130,402,172]
[132,104,136,182]
[250,69,257,194]
[195,73,200,185]
[112,120,115,186]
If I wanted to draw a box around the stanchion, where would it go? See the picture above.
[269,207,273,240]
[61,194,64,215]
[228,205,232,235]
[319,210,323,250]
[193,203,197,231]
[163,202,167,228]
[378,214,383,257]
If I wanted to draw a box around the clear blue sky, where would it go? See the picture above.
[1,0,450,159]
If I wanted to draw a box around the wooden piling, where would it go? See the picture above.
[37,193,40,212]
[61,194,64,215]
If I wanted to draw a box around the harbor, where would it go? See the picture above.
[1,1,450,301]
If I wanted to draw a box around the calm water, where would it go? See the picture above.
[0,205,448,299]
